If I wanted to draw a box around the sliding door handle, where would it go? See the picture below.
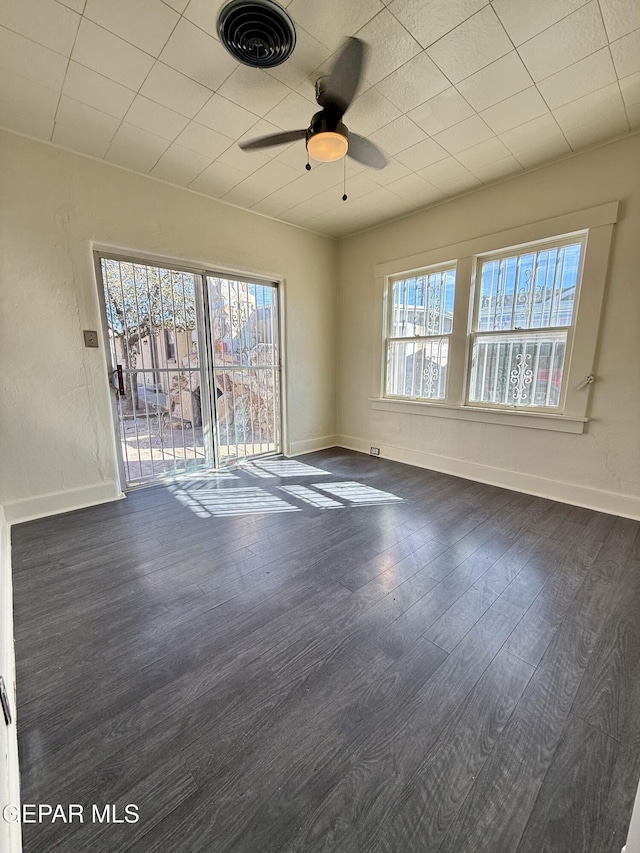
[116,365,125,395]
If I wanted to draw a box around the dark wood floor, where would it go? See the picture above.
[11,449,640,853]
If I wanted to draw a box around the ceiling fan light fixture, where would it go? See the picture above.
[238,38,387,170]
[307,131,349,163]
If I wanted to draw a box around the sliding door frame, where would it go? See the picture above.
[92,246,286,490]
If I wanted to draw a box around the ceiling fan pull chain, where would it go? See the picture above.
[305,150,311,171]
[342,156,348,201]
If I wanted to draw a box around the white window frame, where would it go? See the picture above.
[466,232,587,413]
[371,201,618,434]
[384,261,457,403]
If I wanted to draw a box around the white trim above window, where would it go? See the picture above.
[372,201,618,433]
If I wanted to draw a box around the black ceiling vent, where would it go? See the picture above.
[217,0,296,68]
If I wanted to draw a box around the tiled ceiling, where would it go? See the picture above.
[1,0,638,238]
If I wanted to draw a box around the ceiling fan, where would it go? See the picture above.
[238,38,387,170]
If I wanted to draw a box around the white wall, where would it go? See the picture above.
[0,508,21,853]
[0,130,337,520]
[337,133,640,518]
[626,785,640,853]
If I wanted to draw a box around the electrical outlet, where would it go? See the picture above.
[83,330,99,348]
[370,446,380,456]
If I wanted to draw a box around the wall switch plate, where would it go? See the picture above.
[83,330,99,348]
[370,446,380,456]
[0,675,12,725]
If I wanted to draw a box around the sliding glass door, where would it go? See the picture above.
[208,276,280,464]
[97,254,281,487]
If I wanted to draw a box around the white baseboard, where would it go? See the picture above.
[0,508,22,852]
[336,434,640,520]
[287,435,339,457]
[3,481,125,525]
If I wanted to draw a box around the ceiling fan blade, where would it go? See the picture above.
[239,129,307,150]
[347,133,387,170]
[324,37,367,115]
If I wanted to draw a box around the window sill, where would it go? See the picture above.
[370,398,588,434]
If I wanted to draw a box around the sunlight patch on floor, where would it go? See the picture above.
[313,482,403,505]
[245,460,332,477]
[280,485,344,508]
[170,486,301,517]
[175,472,240,487]
[241,465,277,478]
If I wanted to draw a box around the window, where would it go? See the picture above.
[374,200,617,433]
[165,328,176,361]
[385,265,456,400]
[468,237,584,410]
